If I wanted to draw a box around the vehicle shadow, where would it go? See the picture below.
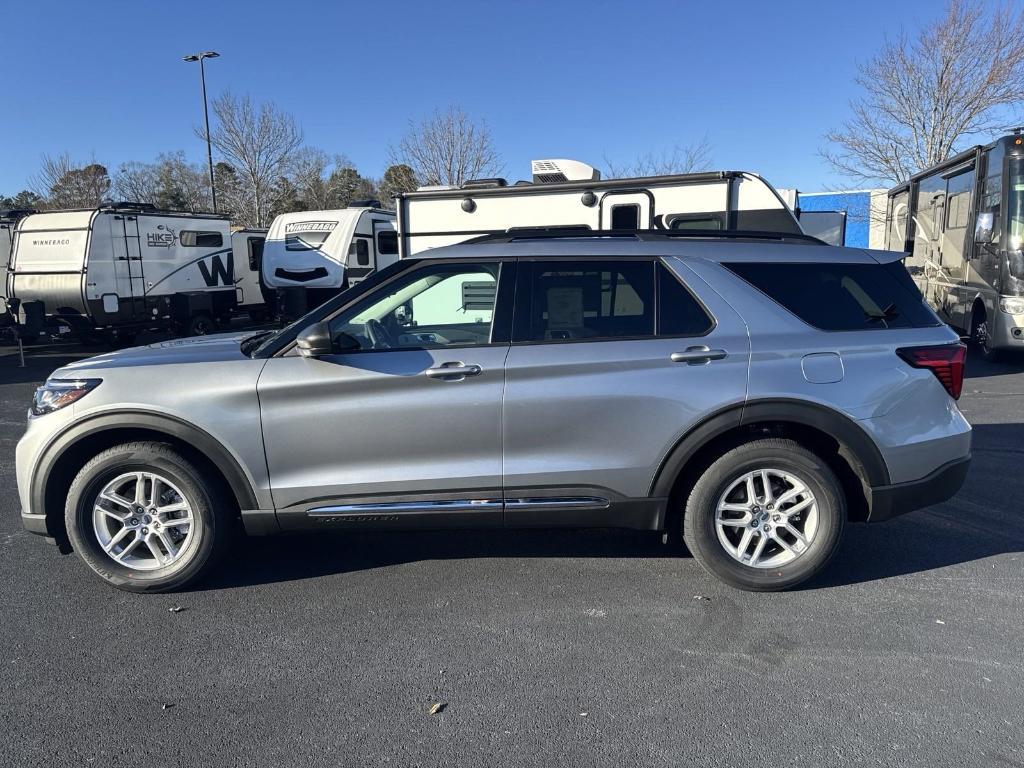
[202,422,1024,593]
[964,346,1023,378]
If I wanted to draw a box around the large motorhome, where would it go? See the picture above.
[885,132,1024,359]
[6,203,264,340]
[261,204,398,313]
[395,160,804,256]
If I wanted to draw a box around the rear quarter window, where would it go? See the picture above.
[725,261,941,331]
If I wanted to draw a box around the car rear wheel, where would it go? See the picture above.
[682,439,846,591]
[65,442,232,592]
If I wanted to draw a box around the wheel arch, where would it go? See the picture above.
[651,399,890,532]
[32,411,259,548]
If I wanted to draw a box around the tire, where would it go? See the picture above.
[64,442,233,593]
[187,312,214,337]
[682,438,846,591]
[971,307,1002,363]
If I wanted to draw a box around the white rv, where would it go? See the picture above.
[261,203,397,312]
[395,160,804,255]
[6,204,261,339]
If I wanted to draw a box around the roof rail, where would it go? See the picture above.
[465,227,826,246]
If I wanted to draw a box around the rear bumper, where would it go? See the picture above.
[867,454,971,522]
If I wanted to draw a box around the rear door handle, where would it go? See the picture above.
[424,362,482,380]
[670,346,728,365]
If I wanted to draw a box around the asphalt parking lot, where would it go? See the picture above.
[1,339,1022,768]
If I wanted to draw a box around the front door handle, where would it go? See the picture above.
[670,346,728,365]
[424,362,482,380]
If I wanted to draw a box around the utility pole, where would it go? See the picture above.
[183,51,220,213]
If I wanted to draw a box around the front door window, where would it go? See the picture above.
[328,262,500,350]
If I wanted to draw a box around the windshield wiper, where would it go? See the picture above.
[240,330,274,356]
[864,302,900,324]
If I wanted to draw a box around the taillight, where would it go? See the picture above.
[897,343,967,399]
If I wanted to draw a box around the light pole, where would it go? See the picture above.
[183,51,220,213]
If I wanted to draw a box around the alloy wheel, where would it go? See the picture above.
[91,471,197,571]
[714,468,819,569]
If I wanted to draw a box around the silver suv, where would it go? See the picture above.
[16,232,972,592]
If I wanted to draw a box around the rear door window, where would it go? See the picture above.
[725,261,940,330]
[516,260,654,342]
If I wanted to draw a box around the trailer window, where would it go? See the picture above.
[286,232,330,251]
[247,237,264,271]
[725,261,941,331]
[349,238,370,266]
[668,214,724,230]
[377,230,398,255]
[610,204,640,230]
[180,230,223,247]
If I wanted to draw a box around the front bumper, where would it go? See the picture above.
[16,406,76,539]
[866,454,971,522]
[992,307,1024,349]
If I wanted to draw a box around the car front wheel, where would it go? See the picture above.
[64,442,231,592]
[683,439,846,591]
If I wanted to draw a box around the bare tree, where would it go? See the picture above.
[824,0,1024,185]
[31,153,111,208]
[377,163,419,208]
[113,153,211,211]
[605,137,713,178]
[113,161,160,203]
[391,106,502,187]
[288,147,340,210]
[153,152,211,212]
[202,91,303,226]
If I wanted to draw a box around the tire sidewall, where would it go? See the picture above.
[686,445,845,590]
[66,447,217,592]
[972,309,1000,362]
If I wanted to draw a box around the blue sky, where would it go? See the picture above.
[0,0,980,196]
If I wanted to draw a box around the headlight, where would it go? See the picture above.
[999,297,1024,315]
[31,379,101,416]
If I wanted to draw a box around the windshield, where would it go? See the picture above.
[1008,156,1024,280]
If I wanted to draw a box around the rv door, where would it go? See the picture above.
[110,214,145,319]
[600,191,653,230]
[373,218,399,271]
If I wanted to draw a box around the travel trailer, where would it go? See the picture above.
[885,131,1024,359]
[5,203,260,340]
[261,203,398,314]
[395,160,805,256]
[231,227,269,319]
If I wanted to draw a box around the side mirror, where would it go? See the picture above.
[333,331,362,352]
[296,321,333,358]
[975,212,995,244]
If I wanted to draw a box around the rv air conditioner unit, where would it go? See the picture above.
[348,199,382,208]
[531,159,601,184]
